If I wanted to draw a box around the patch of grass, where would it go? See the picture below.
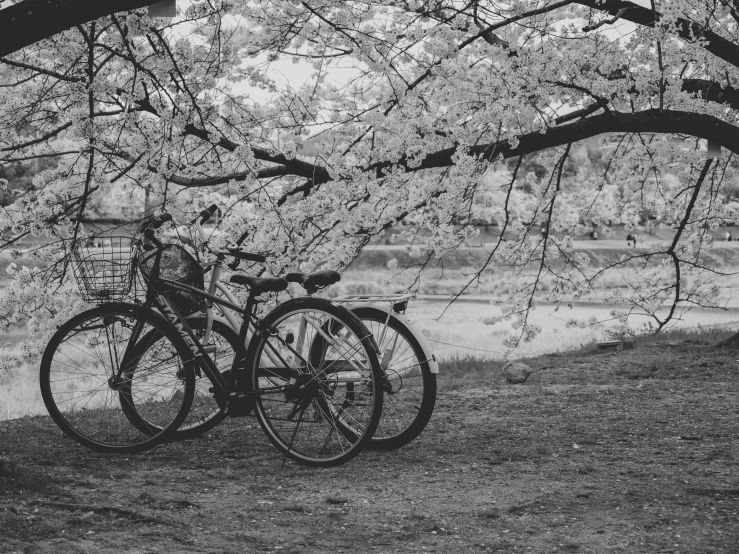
[0,458,18,479]
[64,511,98,526]
[439,354,501,377]
[168,499,199,510]
[135,492,157,505]
[432,323,739,384]
[438,355,504,390]
[0,458,63,497]
[282,504,307,513]
[635,325,735,347]
[477,508,502,519]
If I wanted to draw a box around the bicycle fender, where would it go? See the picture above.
[346,302,439,374]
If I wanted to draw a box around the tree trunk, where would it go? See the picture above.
[0,0,154,57]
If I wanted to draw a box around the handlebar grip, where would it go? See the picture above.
[226,246,266,263]
[148,212,172,229]
[189,204,219,225]
[202,204,219,222]
[235,228,250,246]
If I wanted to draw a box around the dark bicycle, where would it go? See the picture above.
[136,209,439,450]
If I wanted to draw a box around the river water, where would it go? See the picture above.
[408,297,739,360]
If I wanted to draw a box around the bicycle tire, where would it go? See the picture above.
[130,315,240,439]
[350,307,436,449]
[246,297,383,467]
[40,303,195,453]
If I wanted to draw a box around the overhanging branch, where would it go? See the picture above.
[0,0,155,57]
[383,110,739,173]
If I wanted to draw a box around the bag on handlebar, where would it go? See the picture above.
[137,243,206,316]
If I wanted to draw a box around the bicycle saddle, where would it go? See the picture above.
[230,274,288,295]
[284,270,341,292]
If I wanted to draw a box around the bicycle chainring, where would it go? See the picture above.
[215,369,255,418]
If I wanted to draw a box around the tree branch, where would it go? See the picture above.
[659,159,714,331]
[0,122,73,152]
[182,123,332,183]
[393,110,739,174]
[577,0,739,70]
[0,0,155,57]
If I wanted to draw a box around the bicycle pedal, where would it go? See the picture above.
[224,395,254,418]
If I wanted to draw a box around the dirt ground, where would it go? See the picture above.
[1,336,739,554]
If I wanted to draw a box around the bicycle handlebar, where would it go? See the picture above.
[146,205,266,266]
[223,247,266,263]
[137,213,171,248]
[235,228,249,246]
[189,203,219,225]
[146,212,172,230]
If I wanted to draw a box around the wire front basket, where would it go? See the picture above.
[70,237,135,303]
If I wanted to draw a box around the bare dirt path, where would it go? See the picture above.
[2,337,739,553]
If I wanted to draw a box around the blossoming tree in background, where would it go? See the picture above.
[1,0,739,365]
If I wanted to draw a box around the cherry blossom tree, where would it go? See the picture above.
[2,0,739,365]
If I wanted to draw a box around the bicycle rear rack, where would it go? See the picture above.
[331,293,415,313]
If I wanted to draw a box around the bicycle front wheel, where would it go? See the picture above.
[40,303,195,453]
[246,297,383,467]
[351,307,436,449]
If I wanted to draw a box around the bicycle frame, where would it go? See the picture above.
[191,264,440,384]
[133,250,372,402]
[188,222,371,382]
[196,261,372,383]
[145,271,242,394]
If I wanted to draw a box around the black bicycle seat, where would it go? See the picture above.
[230,274,288,295]
[284,270,341,291]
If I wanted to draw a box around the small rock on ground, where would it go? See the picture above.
[503,362,532,384]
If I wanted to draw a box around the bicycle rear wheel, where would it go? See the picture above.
[247,297,383,467]
[40,303,195,453]
[351,307,436,449]
[131,315,239,439]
